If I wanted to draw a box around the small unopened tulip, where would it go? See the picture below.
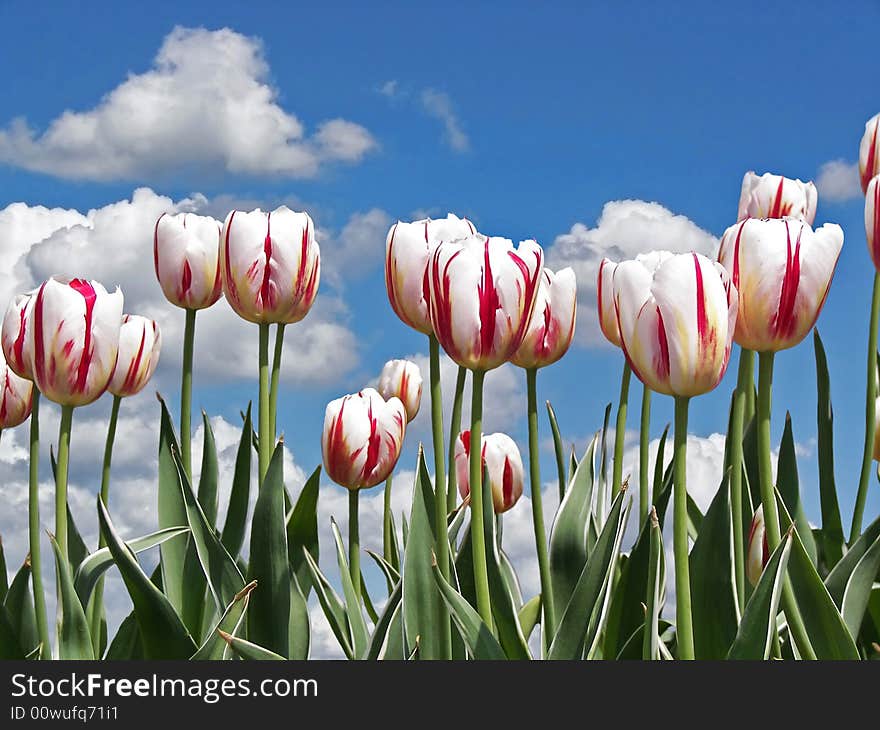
[377,359,422,422]
[512,267,577,369]
[866,175,880,271]
[222,206,321,324]
[385,214,476,334]
[30,278,124,407]
[717,218,843,352]
[2,292,36,380]
[746,506,769,587]
[0,352,33,428]
[860,113,880,194]
[322,388,406,490]
[613,252,738,397]
[737,171,817,224]
[108,315,162,398]
[154,213,223,310]
[454,430,524,514]
[429,234,544,371]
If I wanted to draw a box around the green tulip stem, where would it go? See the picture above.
[54,404,74,567]
[447,365,467,512]
[673,395,695,660]
[180,308,196,481]
[469,368,493,628]
[28,392,50,659]
[638,384,652,530]
[349,488,361,604]
[613,361,632,496]
[269,323,286,440]
[729,348,754,613]
[382,473,394,564]
[257,323,271,483]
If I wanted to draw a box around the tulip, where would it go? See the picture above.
[866,175,880,270]
[377,359,422,423]
[860,112,880,194]
[737,171,817,224]
[154,212,223,310]
[746,506,768,588]
[2,292,36,381]
[454,431,524,515]
[0,353,33,429]
[108,315,162,398]
[512,267,577,369]
[597,258,622,347]
[717,218,842,353]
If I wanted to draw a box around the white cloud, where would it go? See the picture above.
[420,89,469,152]
[816,159,861,203]
[378,80,399,98]
[546,200,719,346]
[320,208,393,286]
[0,27,377,181]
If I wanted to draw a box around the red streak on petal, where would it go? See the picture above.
[502,456,514,509]
[477,240,499,358]
[654,307,671,383]
[260,212,274,313]
[224,212,241,308]
[613,295,645,384]
[122,325,147,393]
[0,373,8,422]
[153,213,165,281]
[179,259,193,302]
[12,305,27,373]
[771,221,802,341]
[69,279,97,395]
[769,177,785,218]
[294,218,310,301]
[430,247,461,359]
[506,248,543,358]
[33,282,48,388]
[424,220,429,243]
[360,401,382,483]
[326,399,350,484]
[863,119,880,193]
[693,253,710,352]
[460,429,471,456]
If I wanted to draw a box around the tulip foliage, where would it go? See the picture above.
[4,144,880,664]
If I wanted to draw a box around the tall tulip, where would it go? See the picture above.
[154,212,222,481]
[860,112,880,194]
[613,251,738,660]
[737,171,817,224]
[222,206,321,482]
[322,388,406,606]
[428,233,543,627]
[511,266,576,643]
[454,431,523,515]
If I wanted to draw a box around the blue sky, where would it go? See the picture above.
[0,0,878,602]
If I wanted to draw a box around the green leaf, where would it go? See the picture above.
[824,512,880,638]
[286,465,320,597]
[499,548,523,608]
[549,434,599,614]
[366,549,401,587]
[219,631,285,660]
[192,581,256,660]
[289,575,310,660]
[777,414,817,566]
[66,501,89,572]
[0,537,8,602]
[0,605,25,659]
[431,560,506,660]
[302,548,353,659]
[104,611,143,660]
[247,442,290,657]
[643,509,665,660]
[549,487,629,660]
[596,403,612,522]
[652,424,670,500]
[97,497,196,659]
[727,532,792,660]
[3,559,37,656]
[74,526,189,608]
[685,494,703,540]
[365,581,403,660]
[197,411,220,525]
[518,595,542,640]
[220,403,253,560]
[546,399,567,495]
[330,518,369,658]
[616,620,674,660]
[48,533,94,659]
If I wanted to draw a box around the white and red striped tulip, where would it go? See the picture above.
[746,505,768,587]
[154,213,223,310]
[221,206,321,324]
[598,258,622,347]
[512,267,577,369]
[866,175,880,270]
[2,292,36,380]
[385,214,476,334]
[613,252,738,397]
[737,171,817,224]
[717,218,843,353]
[454,430,524,514]
[29,278,124,407]
[860,113,880,194]
[322,388,406,490]
[0,352,33,429]
[428,234,544,371]
[377,359,422,423]
[108,315,162,398]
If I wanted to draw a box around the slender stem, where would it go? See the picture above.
[638,384,652,530]
[550,403,567,503]
[349,488,361,604]
[673,396,694,659]
[756,351,817,660]
[851,272,880,543]
[90,394,121,653]
[269,323,286,439]
[613,361,632,494]
[428,334,451,657]
[729,349,754,613]
[55,405,74,564]
[527,368,556,646]
[469,369,493,627]
[28,392,50,660]
[447,366,467,512]
[382,474,394,562]
[180,308,196,481]
[257,323,271,483]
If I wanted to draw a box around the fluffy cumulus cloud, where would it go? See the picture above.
[0,27,377,181]
[420,90,469,153]
[815,159,862,203]
[546,200,719,345]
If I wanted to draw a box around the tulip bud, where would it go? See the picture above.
[717,218,842,353]
[428,234,544,371]
[108,315,162,398]
[737,171,817,224]
[154,212,223,310]
[612,251,737,397]
[377,359,422,422]
[385,214,476,334]
[322,388,406,490]
[860,113,880,194]
[866,175,880,271]
[221,206,321,324]
[512,267,577,369]
[598,258,622,347]
[2,292,36,380]
[454,430,524,514]
[30,277,124,407]
[0,352,33,429]
[746,505,769,587]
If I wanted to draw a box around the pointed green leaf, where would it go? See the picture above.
[365,581,403,660]
[197,411,220,525]
[777,414,817,565]
[0,605,25,660]
[330,518,368,658]
[48,534,94,659]
[220,631,285,660]
[825,512,880,638]
[286,465,320,596]
[643,509,665,660]
[302,548,353,659]
[66,502,89,572]
[220,403,253,559]
[0,537,8,603]
[191,581,256,660]
[157,396,189,617]
[3,559,37,655]
[104,611,142,660]
[518,595,542,640]
[289,575,310,660]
